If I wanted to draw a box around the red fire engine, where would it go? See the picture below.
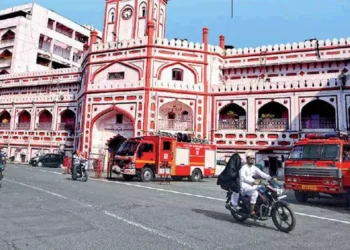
[111,133,217,182]
[284,132,350,202]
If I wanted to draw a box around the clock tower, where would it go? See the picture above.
[102,0,168,42]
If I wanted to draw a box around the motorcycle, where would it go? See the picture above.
[71,159,88,182]
[226,179,296,233]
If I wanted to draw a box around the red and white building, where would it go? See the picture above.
[0,0,349,168]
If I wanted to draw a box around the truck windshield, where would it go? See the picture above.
[116,141,139,156]
[289,144,340,160]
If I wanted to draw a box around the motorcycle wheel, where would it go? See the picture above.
[72,166,77,181]
[231,210,249,223]
[82,171,88,182]
[271,203,296,233]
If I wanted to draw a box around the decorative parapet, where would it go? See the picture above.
[211,77,343,93]
[0,68,81,88]
[208,44,224,54]
[88,81,143,90]
[91,37,147,52]
[224,38,350,68]
[225,38,350,56]
[152,80,203,92]
[0,67,81,80]
[155,38,205,51]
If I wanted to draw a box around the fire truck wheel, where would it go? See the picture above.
[140,167,153,182]
[189,168,202,182]
[294,191,308,203]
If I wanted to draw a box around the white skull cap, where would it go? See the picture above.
[246,150,255,158]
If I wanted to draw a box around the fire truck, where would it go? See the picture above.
[284,132,350,203]
[111,133,217,182]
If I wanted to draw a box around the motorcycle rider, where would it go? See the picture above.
[72,150,86,171]
[0,148,7,166]
[217,153,242,210]
[240,150,272,216]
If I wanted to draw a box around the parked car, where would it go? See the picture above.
[30,154,63,168]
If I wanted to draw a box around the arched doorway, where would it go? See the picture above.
[218,103,246,130]
[257,101,289,131]
[18,110,31,130]
[90,107,135,169]
[301,100,336,130]
[37,110,52,130]
[59,109,76,131]
[158,101,193,131]
[0,111,11,130]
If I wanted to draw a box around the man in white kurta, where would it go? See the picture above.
[239,151,271,216]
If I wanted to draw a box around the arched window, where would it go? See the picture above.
[172,69,183,81]
[258,101,289,131]
[153,4,157,20]
[109,8,115,22]
[301,100,336,130]
[139,2,147,18]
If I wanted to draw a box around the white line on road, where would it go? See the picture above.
[94,179,350,226]
[104,211,194,249]
[4,177,193,248]
[9,166,350,225]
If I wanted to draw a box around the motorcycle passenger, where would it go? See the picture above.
[217,153,242,210]
[240,150,272,216]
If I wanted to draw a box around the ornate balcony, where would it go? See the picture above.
[218,119,246,130]
[36,123,52,130]
[17,123,30,130]
[0,123,10,130]
[257,118,289,131]
[158,119,193,131]
[301,118,336,130]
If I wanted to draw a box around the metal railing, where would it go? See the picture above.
[218,119,246,130]
[0,123,10,130]
[158,119,193,131]
[17,123,30,130]
[301,117,336,129]
[36,123,52,130]
[58,123,75,131]
[257,118,289,131]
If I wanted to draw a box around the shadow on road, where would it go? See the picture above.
[191,208,279,232]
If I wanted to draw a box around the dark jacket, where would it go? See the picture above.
[216,153,242,192]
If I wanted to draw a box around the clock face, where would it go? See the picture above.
[122,7,133,20]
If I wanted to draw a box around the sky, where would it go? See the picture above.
[1,0,349,48]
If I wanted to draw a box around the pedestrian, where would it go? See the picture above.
[217,153,242,209]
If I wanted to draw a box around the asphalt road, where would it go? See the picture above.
[1,165,350,250]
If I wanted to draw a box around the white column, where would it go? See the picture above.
[247,97,256,132]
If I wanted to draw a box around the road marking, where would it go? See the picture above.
[9,166,350,225]
[294,212,350,225]
[94,179,350,226]
[4,177,193,248]
[104,211,194,249]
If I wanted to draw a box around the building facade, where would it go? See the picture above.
[0,3,101,75]
[0,0,349,168]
